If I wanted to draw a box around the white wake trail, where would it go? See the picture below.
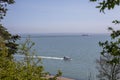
[14,55,64,60]
[34,56,63,60]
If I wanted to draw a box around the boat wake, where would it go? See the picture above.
[14,55,71,61]
[35,56,63,60]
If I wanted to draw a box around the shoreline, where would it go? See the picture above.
[46,75,74,80]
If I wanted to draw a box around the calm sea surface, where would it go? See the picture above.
[19,34,110,80]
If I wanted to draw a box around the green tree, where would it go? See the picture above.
[96,28,120,80]
[0,0,15,20]
[0,37,47,80]
[0,1,62,79]
[0,0,20,58]
[90,0,120,13]
[90,0,120,80]
[0,36,62,80]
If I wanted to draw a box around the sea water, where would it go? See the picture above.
[18,34,110,80]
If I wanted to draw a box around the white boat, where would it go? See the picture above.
[63,56,72,60]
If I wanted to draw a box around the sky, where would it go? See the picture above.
[2,0,120,34]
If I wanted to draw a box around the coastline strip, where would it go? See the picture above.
[46,75,74,80]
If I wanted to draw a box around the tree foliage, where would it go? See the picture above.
[0,1,62,79]
[90,0,120,12]
[96,56,120,80]
[0,37,62,80]
[90,0,120,80]
[0,0,20,58]
[0,37,47,80]
[0,24,20,58]
[0,0,15,20]
[97,27,120,80]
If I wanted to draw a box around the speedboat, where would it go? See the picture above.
[63,56,72,61]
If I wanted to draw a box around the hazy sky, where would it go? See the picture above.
[2,0,120,34]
